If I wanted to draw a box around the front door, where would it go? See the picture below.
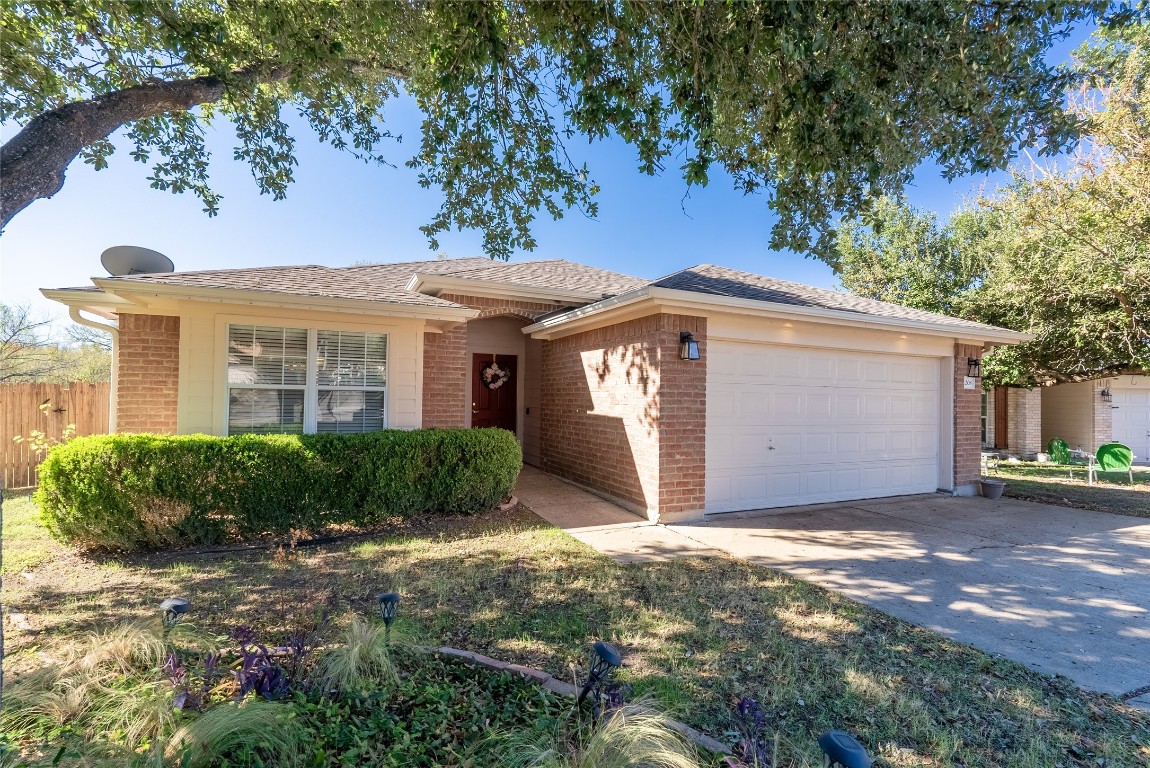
[472,353,517,433]
[994,387,1009,449]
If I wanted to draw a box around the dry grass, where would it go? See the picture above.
[990,462,1150,517]
[3,504,1148,767]
[2,489,66,574]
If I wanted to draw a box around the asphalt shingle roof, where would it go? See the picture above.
[80,258,1010,334]
[651,264,1007,332]
[428,259,648,297]
[101,264,464,308]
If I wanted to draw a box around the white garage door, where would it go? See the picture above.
[706,342,942,514]
[1112,386,1150,461]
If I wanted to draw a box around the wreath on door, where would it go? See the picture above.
[481,357,511,390]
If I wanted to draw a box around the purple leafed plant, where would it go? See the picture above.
[232,626,290,701]
[724,697,774,768]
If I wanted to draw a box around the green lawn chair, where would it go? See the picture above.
[1047,438,1092,480]
[1089,443,1135,485]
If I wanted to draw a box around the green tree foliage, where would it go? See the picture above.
[832,196,984,315]
[831,22,1150,386]
[0,1,1118,259]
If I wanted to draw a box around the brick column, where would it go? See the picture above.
[117,314,180,434]
[422,326,468,427]
[656,315,706,521]
[953,344,984,492]
[1093,379,1114,450]
[1007,387,1043,456]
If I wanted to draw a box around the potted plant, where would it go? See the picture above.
[980,477,1006,499]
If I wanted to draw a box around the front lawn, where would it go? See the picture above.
[1,489,66,574]
[990,461,1150,517]
[3,501,1148,767]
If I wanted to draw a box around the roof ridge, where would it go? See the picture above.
[644,263,706,287]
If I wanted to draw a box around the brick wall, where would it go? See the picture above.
[422,325,468,427]
[656,315,707,518]
[1093,379,1114,449]
[117,313,180,434]
[540,313,706,520]
[954,343,983,489]
[1008,387,1043,456]
[422,294,558,427]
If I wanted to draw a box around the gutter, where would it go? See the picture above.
[89,278,480,322]
[69,307,119,432]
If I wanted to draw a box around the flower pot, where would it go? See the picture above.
[1036,452,1050,463]
[980,479,1006,499]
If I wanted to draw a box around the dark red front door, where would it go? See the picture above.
[472,353,517,432]
[994,387,1009,449]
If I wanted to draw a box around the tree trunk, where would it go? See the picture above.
[0,67,287,230]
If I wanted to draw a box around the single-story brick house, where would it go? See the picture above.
[45,257,1029,522]
[982,376,1150,461]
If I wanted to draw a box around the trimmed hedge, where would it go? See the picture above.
[35,429,522,551]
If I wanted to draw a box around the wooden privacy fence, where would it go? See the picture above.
[1,382,110,488]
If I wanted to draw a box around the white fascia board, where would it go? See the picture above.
[521,287,653,337]
[523,285,1033,345]
[90,278,480,322]
[41,288,138,319]
[406,273,602,305]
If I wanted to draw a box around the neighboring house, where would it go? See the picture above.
[982,377,1150,461]
[44,258,1028,522]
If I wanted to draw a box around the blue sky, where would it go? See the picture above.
[0,26,1091,326]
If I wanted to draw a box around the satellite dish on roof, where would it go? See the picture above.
[100,245,175,276]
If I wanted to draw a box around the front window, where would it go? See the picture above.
[227,325,387,435]
[980,390,988,445]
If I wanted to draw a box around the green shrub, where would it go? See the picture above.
[36,429,522,551]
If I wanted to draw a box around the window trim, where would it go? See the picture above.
[225,325,389,435]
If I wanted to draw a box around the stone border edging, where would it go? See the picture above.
[434,646,731,756]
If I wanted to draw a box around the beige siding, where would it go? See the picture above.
[173,300,427,435]
[1041,381,1095,452]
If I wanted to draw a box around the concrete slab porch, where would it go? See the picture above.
[514,466,720,563]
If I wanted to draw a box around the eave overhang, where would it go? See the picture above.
[521,286,1034,345]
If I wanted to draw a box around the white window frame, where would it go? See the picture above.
[225,325,389,435]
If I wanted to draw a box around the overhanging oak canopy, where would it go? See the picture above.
[0,0,1117,259]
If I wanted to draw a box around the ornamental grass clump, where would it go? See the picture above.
[315,619,401,695]
[496,702,702,768]
[165,699,307,768]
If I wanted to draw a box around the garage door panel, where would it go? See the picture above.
[1112,386,1150,460]
[707,342,941,514]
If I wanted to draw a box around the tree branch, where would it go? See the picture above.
[0,65,291,230]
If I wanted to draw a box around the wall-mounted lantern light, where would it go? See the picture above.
[966,357,982,379]
[1101,387,1113,404]
[679,332,700,361]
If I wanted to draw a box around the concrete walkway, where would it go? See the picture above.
[514,467,719,563]
[514,468,1150,705]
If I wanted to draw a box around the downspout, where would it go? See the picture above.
[69,308,119,432]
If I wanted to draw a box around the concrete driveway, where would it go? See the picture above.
[667,495,1150,705]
